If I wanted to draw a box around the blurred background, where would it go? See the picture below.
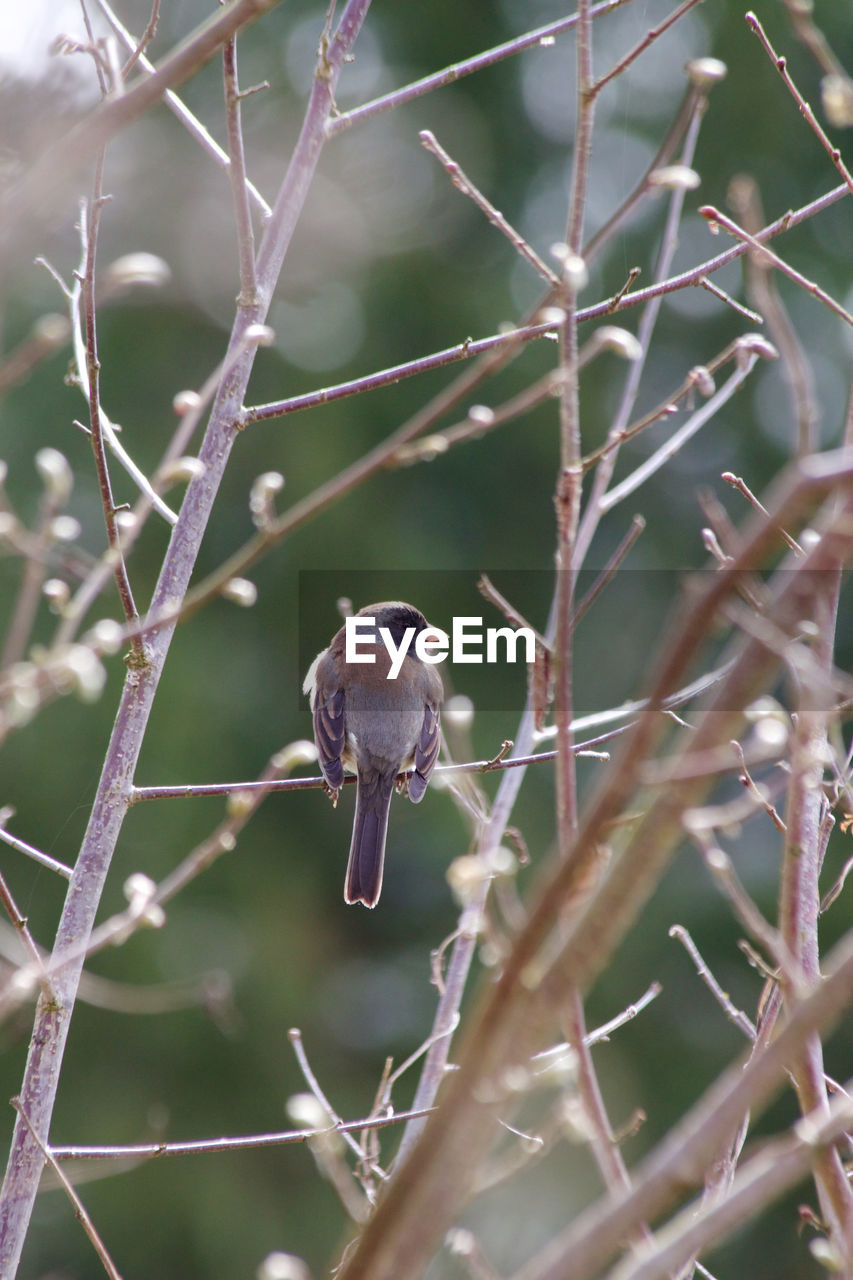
[0,0,851,1275]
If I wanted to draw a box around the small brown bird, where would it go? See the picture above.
[303,602,444,907]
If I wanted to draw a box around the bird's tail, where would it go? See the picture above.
[345,771,396,907]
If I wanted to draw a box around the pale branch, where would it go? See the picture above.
[240,183,848,434]
[289,1028,368,1168]
[79,155,144,656]
[0,0,283,236]
[93,0,272,218]
[325,0,633,139]
[63,235,178,526]
[532,981,662,1063]
[669,924,756,1039]
[129,659,740,803]
[575,82,709,570]
[582,68,708,266]
[55,321,274,650]
[119,0,161,78]
[562,988,654,1249]
[0,824,73,880]
[0,4,372,1270]
[1,452,76,670]
[223,35,258,306]
[698,273,764,323]
[581,181,850,323]
[0,870,52,1003]
[49,1106,437,1163]
[551,0,596,864]
[241,320,558,425]
[721,471,802,553]
[728,175,818,456]
[777,561,853,1253]
[597,344,773,513]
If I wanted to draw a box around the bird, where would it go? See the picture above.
[303,601,444,907]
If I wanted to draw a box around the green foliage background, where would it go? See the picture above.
[0,1,851,1276]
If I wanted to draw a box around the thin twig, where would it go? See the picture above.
[728,175,818,455]
[55,323,271,648]
[572,514,645,629]
[241,319,558,425]
[61,242,179,526]
[721,471,802,553]
[0,870,53,1001]
[223,36,258,305]
[420,131,558,285]
[12,1098,123,1280]
[289,1029,367,1166]
[240,184,848,435]
[591,0,708,98]
[730,739,786,832]
[120,0,161,76]
[669,924,756,1040]
[745,12,853,199]
[574,80,707,566]
[603,1089,853,1280]
[698,840,801,989]
[79,159,144,657]
[326,0,632,138]
[50,1106,437,1162]
[599,348,772,513]
[700,204,853,330]
[0,825,73,879]
[562,988,653,1248]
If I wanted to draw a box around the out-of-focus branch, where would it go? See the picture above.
[0,0,281,236]
[336,457,853,1280]
[778,560,853,1257]
[94,0,271,218]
